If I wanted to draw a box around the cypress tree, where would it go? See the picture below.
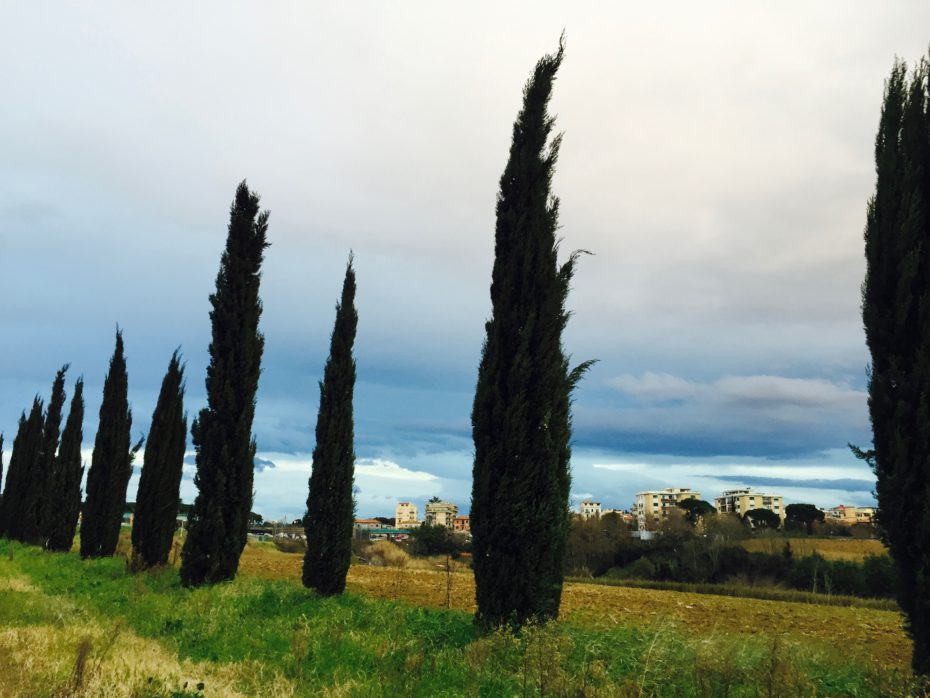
[81,330,143,558]
[21,365,69,545]
[303,257,358,595]
[861,56,930,675]
[0,433,4,507]
[44,378,85,552]
[181,181,269,586]
[132,351,186,568]
[0,398,44,541]
[470,38,593,629]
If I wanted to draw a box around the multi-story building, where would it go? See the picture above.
[453,515,470,533]
[714,488,784,521]
[579,501,602,519]
[425,501,458,528]
[825,505,875,525]
[634,488,700,530]
[395,501,419,527]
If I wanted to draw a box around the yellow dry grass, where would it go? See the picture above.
[237,543,911,669]
[741,537,888,561]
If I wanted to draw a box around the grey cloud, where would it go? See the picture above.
[705,474,874,493]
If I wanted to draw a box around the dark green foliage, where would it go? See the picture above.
[22,365,69,546]
[860,56,930,674]
[743,508,781,530]
[181,181,269,586]
[0,398,44,541]
[0,433,4,504]
[303,259,358,595]
[44,378,85,552]
[81,330,143,558]
[471,38,593,629]
[132,351,187,568]
[409,523,457,557]
[677,499,717,525]
[784,503,825,534]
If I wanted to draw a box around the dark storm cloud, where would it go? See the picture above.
[705,474,874,492]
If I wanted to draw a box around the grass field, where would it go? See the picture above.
[740,537,888,561]
[0,538,921,697]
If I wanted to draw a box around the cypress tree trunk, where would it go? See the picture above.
[471,38,593,629]
[181,181,269,586]
[44,378,85,552]
[303,257,358,595]
[862,57,930,675]
[23,366,68,545]
[81,330,142,558]
[132,352,186,568]
[0,399,44,541]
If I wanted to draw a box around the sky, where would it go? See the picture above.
[2,2,929,520]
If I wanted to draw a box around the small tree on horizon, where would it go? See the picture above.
[470,37,594,629]
[44,377,85,552]
[181,181,269,586]
[81,330,143,558]
[132,351,187,568]
[303,257,358,596]
[744,508,781,530]
[784,503,825,535]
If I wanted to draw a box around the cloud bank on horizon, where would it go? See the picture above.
[3,2,927,517]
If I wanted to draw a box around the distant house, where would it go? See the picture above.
[579,501,602,519]
[826,505,875,525]
[353,519,382,530]
[452,515,470,533]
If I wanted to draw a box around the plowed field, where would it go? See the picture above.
[238,544,909,668]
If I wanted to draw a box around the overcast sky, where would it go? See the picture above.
[3,2,929,519]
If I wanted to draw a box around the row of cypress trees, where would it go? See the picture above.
[0,334,189,568]
[2,41,586,637]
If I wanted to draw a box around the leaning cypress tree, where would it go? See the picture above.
[44,377,85,552]
[860,57,930,675]
[0,398,44,541]
[132,351,186,568]
[303,257,358,595]
[21,365,69,545]
[81,330,143,558]
[181,181,269,586]
[471,39,593,629]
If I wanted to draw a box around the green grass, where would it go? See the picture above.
[0,539,922,697]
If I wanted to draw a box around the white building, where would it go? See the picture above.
[714,488,784,522]
[634,488,700,531]
[579,501,602,519]
[425,501,458,528]
[395,501,419,527]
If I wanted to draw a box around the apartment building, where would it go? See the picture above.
[634,488,700,530]
[579,501,602,519]
[425,501,459,528]
[395,501,419,527]
[825,505,875,525]
[714,488,784,521]
[453,515,470,533]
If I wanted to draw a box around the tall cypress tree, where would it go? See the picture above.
[44,377,85,552]
[861,57,930,675]
[132,351,186,568]
[0,433,4,508]
[0,398,45,542]
[303,257,358,595]
[471,39,593,629]
[181,181,269,586]
[21,365,69,545]
[81,330,143,558]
